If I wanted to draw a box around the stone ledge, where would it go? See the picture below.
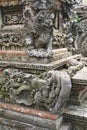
[0,54,81,73]
[64,103,87,125]
[72,67,87,85]
[0,49,71,63]
[0,102,58,120]
[0,102,63,130]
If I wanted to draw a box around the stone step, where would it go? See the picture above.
[0,54,81,74]
[0,102,63,130]
[72,67,87,85]
[64,103,87,126]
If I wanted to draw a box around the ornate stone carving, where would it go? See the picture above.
[0,69,72,114]
[0,0,19,6]
[3,13,23,25]
[23,6,54,57]
[23,0,62,11]
[64,4,87,56]
[28,0,54,10]
[0,32,25,48]
[53,28,66,48]
[67,59,84,76]
[2,5,23,25]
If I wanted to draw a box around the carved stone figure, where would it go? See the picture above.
[28,0,54,10]
[64,4,87,56]
[53,28,66,48]
[23,6,54,57]
[67,59,84,76]
[0,69,72,114]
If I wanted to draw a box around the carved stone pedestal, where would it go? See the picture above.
[27,48,71,64]
[0,48,71,64]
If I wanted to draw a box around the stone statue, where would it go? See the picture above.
[0,69,72,114]
[23,6,54,57]
[67,59,84,76]
[63,4,87,56]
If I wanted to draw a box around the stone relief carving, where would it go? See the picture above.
[29,0,54,10]
[63,4,87,56]
[23,6,54,57]
[67,59,84,76]
[72,5,87,56]
[2,5,23,26]
[0,33,24,47]
[0,5,24,50]
[53,28,66,48]
[22,0,54,10]
[3,13,23,25]
[0,69,72,114]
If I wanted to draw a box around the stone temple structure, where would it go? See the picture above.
[0,0,87,130]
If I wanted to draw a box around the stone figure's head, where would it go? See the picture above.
[36,10,54,30]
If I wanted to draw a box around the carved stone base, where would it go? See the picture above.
[0,48,71,64]
[0,102,64,130]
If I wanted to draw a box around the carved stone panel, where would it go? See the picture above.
[0,69,72,114]
[2,5,23,26]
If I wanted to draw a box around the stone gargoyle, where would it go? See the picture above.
[0,69,72,114]
[23,6,54,57]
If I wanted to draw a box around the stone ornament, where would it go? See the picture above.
[23,6,54,57]
[0,69,72,114]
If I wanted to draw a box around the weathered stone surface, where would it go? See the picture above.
[0,54,81,73]
[67,59,84,77]
[0,48,71,63]
[0,25,25,51]
[68,67,87,105]
[0,103,63,130]
[0,117,49,130]
[0,69,72,114]
[0,102,58,120]
[72,67,87,85]
[0,0,19,6]
[53,28,66,48]
[0,1,86,130]
[59,123,72,130]
[23,6,54,57]
[64,103,87,128]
